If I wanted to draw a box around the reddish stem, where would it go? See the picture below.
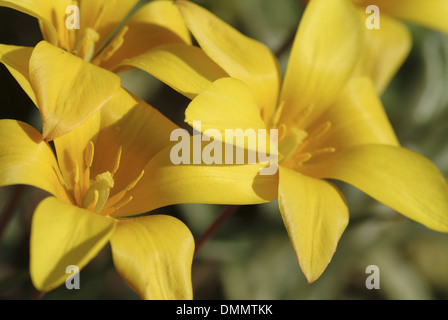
[194,205,239,256]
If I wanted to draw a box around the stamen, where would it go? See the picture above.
[99,196,133,217]
[103,189,127,209]
[309,121,332,142]
[102,170,144,214]
[277,123,287,142]
[85,141,95,168]
[91,25,129,65]
[111,146,123,175]
[125,170,144,191]
[114,196,133,211]
[311,147,336,156]
[82,166,91,198]
[295,152,312,165]
[72,160,82,205]
[278,128,308,163]
[294,103,315,127]
[91,4,106,32]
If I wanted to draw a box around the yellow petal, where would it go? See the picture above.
[279,0,364,128]
[306,77,399,154]
[303,145,448,232]
[353,12,412,94]
[97,0,191,70]
[91,89,179,195]
[110,215,194,300]
[0,44,36,105]
[29,41,121,141]
[354,0,448,34]
[0,0,71,45]
[117,43,227,100]
[0,120,71,203]
[30,196,116,292]
[53,110,101,191]
[112,141,278,217]
[176,0,281,122]
[278,166,348,283]
[185,77,266,134]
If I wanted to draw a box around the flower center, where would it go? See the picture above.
[63,1,128,64]
[271,103,336,170]
[72,141,144,216]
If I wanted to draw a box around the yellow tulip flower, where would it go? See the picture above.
[0,0,191,140]
[0,76,277,298]
[145,0,448,283]
[0,87,197,299]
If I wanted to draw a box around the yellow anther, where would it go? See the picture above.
[309,121,332,142]
[295,153,312,165]
[277,123,287,141]
[294,103,315,126]
[85,141,95,168]
[114,196,133,211]
[125,170,144,191]
[111,146,123,175]
[311,147,336,156]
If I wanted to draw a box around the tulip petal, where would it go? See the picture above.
[53,110,101,191]
[29,41,121,141]
[0,44,36,105]
[0,0,71,45]
[303,145,448,232]
[353,13,412,94]
[176,0,281,121]
[185,77,266,133]
[355,0,448,34]
[97,0,191,70]
[113,140,278,217]
[0,120,71,202]
[110,215,194,300]
[278,166,348,283]
[30,196,116,292]
[280,0,363,127]
[306,77,399,154]
[117,44,227,100]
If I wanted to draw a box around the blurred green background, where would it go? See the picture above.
[1,0,448,300]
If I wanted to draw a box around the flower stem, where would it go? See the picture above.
[31,289,45,300]
[0,185,26,242]
[194,205,239,256]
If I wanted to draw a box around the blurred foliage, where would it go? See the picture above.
[1,0,448,300]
